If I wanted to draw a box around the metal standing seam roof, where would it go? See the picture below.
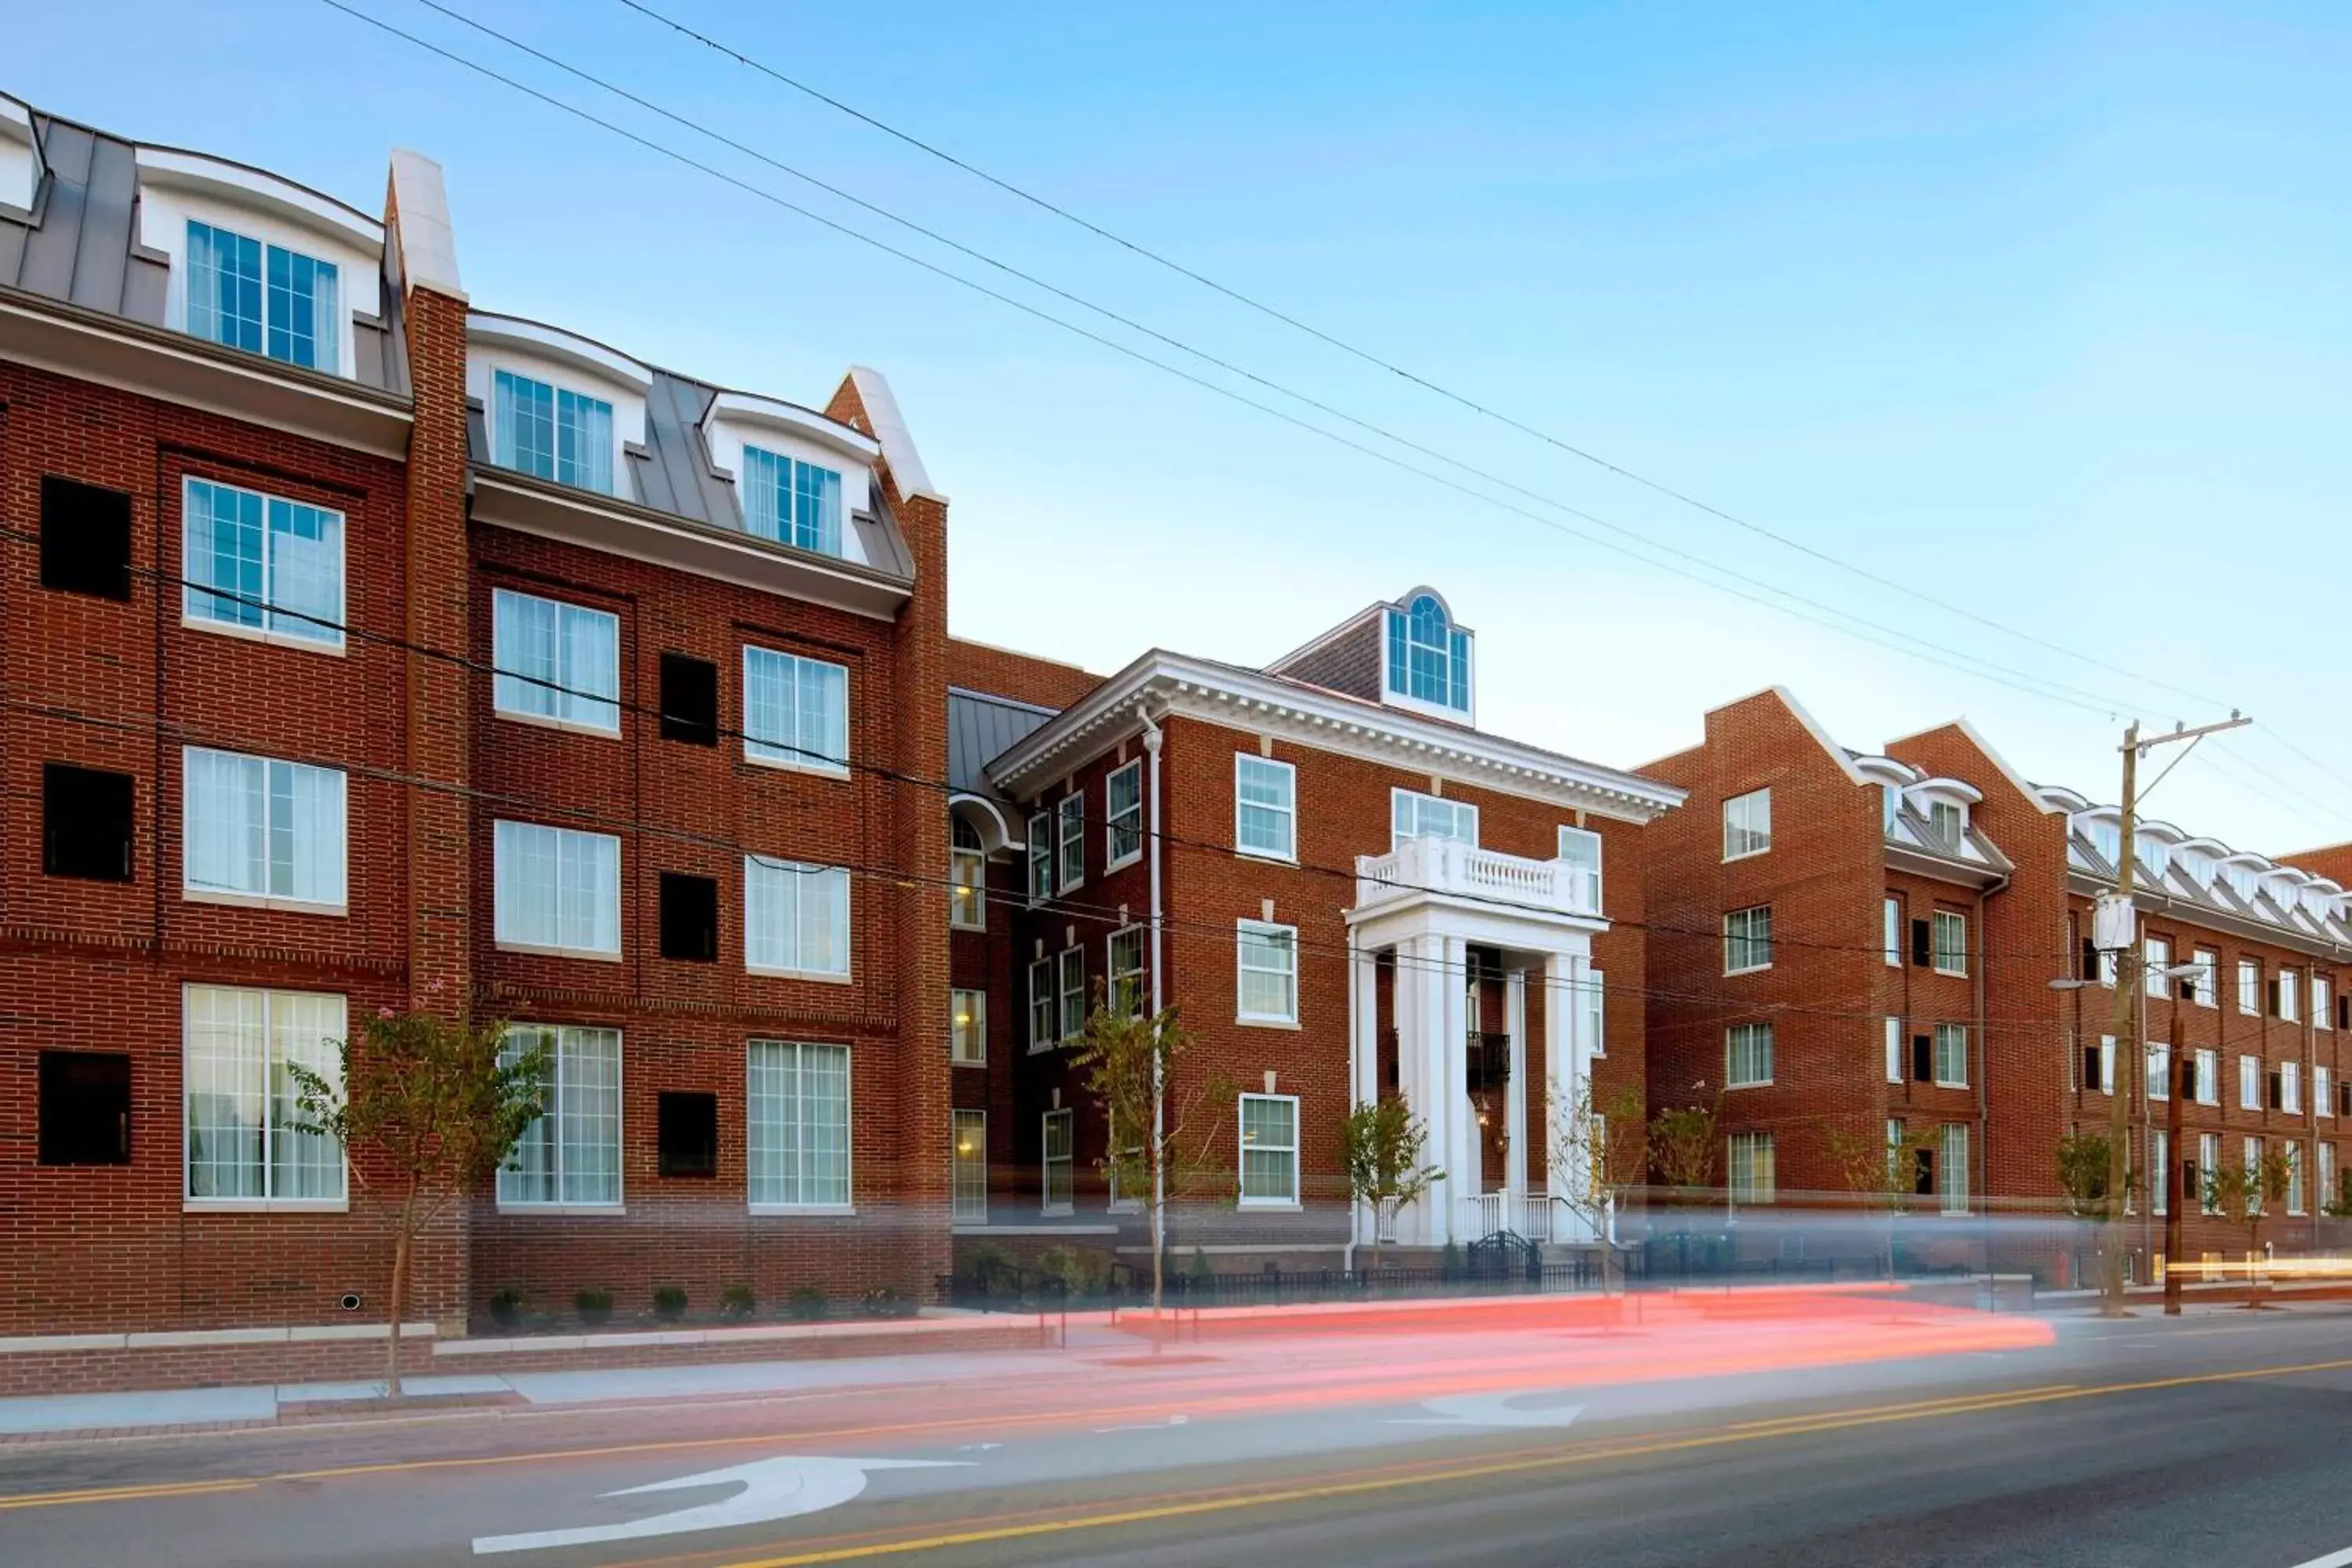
[0,112,409,394]
[949,688,1060,800]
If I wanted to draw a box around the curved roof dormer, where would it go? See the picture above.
[2038,785,2094,813]
[1849,754,1916,788]
[466,312,652,503]
[1,94,42,216]
[1908,776,1984,807]
[701,390,884,566]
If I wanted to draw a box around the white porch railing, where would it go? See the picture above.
[1356,837,1600,920]
[1466,1191,1553,1241]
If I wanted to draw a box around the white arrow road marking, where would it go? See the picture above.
[1385,1391,1588,1429]
[470,1454,967,1555]
[1095,1414,1189,1433]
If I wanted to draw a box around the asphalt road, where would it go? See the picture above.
[7,1298,2352,1567]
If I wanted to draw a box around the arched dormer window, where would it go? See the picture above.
[1384,593,1472,715]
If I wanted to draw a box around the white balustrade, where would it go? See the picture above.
[1356,837,1599,920]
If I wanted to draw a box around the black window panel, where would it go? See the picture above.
[2080,937,2100,982]
[656,1091,718,1178]
[1914,1148,1936,1197]
[2268,1070,2283,1110]
[42,763,135,882]
[2176,976,2197,1000]
[38,1051,131,1166]
[2082,1045,2101,1091]
[2339,993,2350,1031]
[2269,978,2284,1018]
[659,873,719,962]
[659,653,719,746]
[39,477,132,601]
[1910,918,1933,967]
[2181,1161,2198,1206]
[2178,1058,2198,1098]
[1911,1035,1933,1083]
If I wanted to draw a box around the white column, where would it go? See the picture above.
[1436,934,1474,1245]
[1544,951,1581,1239]
[1347,932,1381,1253]
[1393,933,1435,1246]
[1504,967,1529,1205]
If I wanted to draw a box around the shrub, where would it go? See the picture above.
[651,1285,688,1322]
[575,1287,614,1326]
[788,1285,827,1322]
[961,1242,1018,1294]
[860,1284,913,1319]
[488,1288,524,1330]
[1035,1244,1113,1298]
[718,1284,756,1320]
[1188,1247,1214,1285]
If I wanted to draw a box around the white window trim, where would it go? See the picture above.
[1234,754,1298,864]
[2192,949,2219,1009]
[1106,924,1146,1021]
[1104,759,1144,873]
[1557,825,1604,913]
[1041,1108,1075,1218]
[1933,1023,1969,1089]
[742,857,853,984]
[1726,1022,1773,1089]
[1056,793,1086,894]
[1939,1123,1970,1216]
[1058,945,1087,1043]
[1728,1131,1776,1206]
[952,1109,988,1225]
[2195,1048,2220,1106]
[178,475,348,656]
[483,360,631,499]
[180,983,351,1211]
[1025,812,1054,907]
[1027,956,1055,1054]
[2241,1054,2262,1112]
[1883,896,1901,968]
[1885,1016,1903,1084]
[492,819,622,962]
[490,587,621,739]
[2238,961,2262,1017]
[1236,918,1301,1028]
[1722,787,1772,862]
[1931,911,1968,978]
[1389,786,1478,850]
[950,988,986,1069]
[949,831,987,932]
[180,746,349,917]
[740,644,851,778]
[744,1038,855,1216]
[495,1023,626,1215]
[2147,1041,2171,1102]
[1237,1091,1301,1210]
[1723,906,1773,976]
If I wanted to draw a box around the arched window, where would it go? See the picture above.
[1385,594,1471,713]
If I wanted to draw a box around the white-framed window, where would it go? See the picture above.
[2320,977,2336,1031]
[2099,946,2118,987]
[747,1038,851,1210]
[1107,926,1145,1019]
[182,983,347,1205]
[2281,970,2303,1022]
[1058,946,1087,1041]
[1057,793,1085,892]
[2319,1065,2334,1120]
[2288,1139,2307,1214]
[739,444,843,557]
[184,219,340,372]
[1105,760,1143,870]
[1235,755,1297,862]
[2324,1142,2339,1213]
[494,819,621,957]
[1041,1109,1074,1215]
[181,746,347,912]
[1391,789,1478,847]
[1885,1016,1903,1083]
[2094,1036,2116,1094]
[2241,1054,2262,1111]
[1726,1022,1773,1087]
[182,476,345,650]
[1027,956,1054,1053]
[2153,1129,2169,1216]
[2195,1047,2219,1105]
[2143,936,2171,998]
[1558,826,1604,912]
[1237,920,1299,1025]
[950,989,986,1067]
[492,367,614,493]
[1881,784,1900,833]
[1934,1023,1969,1088]
[949,817,986,931]
[1026,812,1054,904]
[742,646,849,773]
[1384,593,1472,715]
[2191,948,2219,1007]
[2246,1136,2266,1214]
[492,588,619,734]
[1940,1123,1969,1214]
[1929,800,1965,848]
[952,1109,987,1224]
[1722,787,1771,859]
[743,857,851,978]
[498,1024,621,1208]
[1723,905,1773,975]
[1239,1092,1301,1206]
[2147,1042,2170,1101]
[1728,1131,1775,1205]
[1582,967,1606,1059]
[2200,1132,2223,1213]
[1883,896,1900,967]
[2239,960,2262,1016]
[2282,1059,2302,1115]
[1932,910,1967,976]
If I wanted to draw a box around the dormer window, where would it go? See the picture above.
[740,445,842,556]
[187,220,339,373]
[2223,862,2259,903]
[2089,818,2123,868]
[2136,834,2171,880]
[1384,594,1471,715]
[493,369,614,494]
[1929,800,1965,848]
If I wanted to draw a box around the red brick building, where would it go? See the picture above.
[1645,687,2352,1276]
[1,96,952,1341]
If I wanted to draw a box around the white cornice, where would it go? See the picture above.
[135,146,383,254]
[984,652,1683,822]
[704,390,880,463]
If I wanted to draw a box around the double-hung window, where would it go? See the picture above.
[1726,1022,1773,1087]
[2288,1140,2307,1214]
[1235,756,1296,861]
[2239,960,2262,1016]
[1940,1124,1969,1214]
[2192,948,2219,1007]
[2195,1047,2219,1105]
[1105,761,1143,869]
[1392,789,1477,847]
[1558,826,1603,912]
[1728,1132,1775,1205]
[1582,967,1606,1058]
[1932,911,1967,976]
[1026,813,1054,903]
[1929,800,1965,848]
[182,477,344,649]
[2282,1060,2302,1115]
[2241,1054,2262,1111]
[2201,1133,2223,1213]
[949,818,986,930]
[494,820,621,957]
[1884,896,1901,967]
[1041,1109,1074,1215]
[492,368,613,493]
[2147,1042,2170,1101]
[1885,1016,1904,1083]
[2153,1129,2169,1215]
[744,856,851,978]
[186,220,339,372]
[2319,1065,2334,1120]
[2143,937,2171,998]
[738,445,843,557]
[1058,946,1086,1040]
[182,983,346,1204]
[1723,905,1773,975]
[1057,793,1085,891]
[950,989,986,1067]
[492,589,619,733]
[742,646,849,772]
[952,1109,987,1224]
[2281,970,2302,1022]
[182,746,347,912]
[1237,920,1299,1025]
[2319,977,2336,1031]
[1027,956,1055,1052]
[497,1024,621,1207]
[1722,788,1771,859]
[1934,1023,1969,1087]
[2246,1138,2266,1213]
[747,1039,851,1210]
[2325,1142,2341,1212]
[1107,927,1145,1019]
[1239,1093,1300,1206]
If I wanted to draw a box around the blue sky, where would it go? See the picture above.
[16,1,2352,855]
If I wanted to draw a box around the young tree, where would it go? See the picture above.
[1341,1093,1443,1270]
[1826,1121,1940,1278]
[2056,1129,2132,1220]
[1649,1098,1721,1206]
[2205,1145,2294,1302]
[1072,998,1234,1323]
[289,1009,548,1398]
[1548,1080,1648,1293]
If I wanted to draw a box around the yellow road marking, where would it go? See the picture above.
[0,1478,259,1512]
